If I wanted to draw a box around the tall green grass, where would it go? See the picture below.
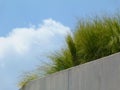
[18,72,38,87]
[45,14,120,74]
[19,14,120,87]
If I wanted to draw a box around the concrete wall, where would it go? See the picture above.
[20,52,120,90]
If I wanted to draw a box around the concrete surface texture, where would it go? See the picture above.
[20,52,120,90]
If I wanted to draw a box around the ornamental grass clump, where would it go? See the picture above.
[19,14,120,87]
[45,15,120,74]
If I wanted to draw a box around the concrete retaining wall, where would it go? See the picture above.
[20,52,120,90]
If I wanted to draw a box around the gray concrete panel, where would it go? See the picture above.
[21,77,46,90]
[20,53,120,90]
[46,70,68,90]
[101,53,120,90]
[68,57,103,90]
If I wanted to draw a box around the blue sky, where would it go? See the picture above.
[0,0,120,90]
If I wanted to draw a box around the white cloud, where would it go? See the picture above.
[0,19,71,59]
[0,19,71,90]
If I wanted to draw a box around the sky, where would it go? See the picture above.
[0,0,120,90]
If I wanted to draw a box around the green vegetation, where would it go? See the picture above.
[18,72,38,87]
[19,14,120,87]
[45,14,120,74]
